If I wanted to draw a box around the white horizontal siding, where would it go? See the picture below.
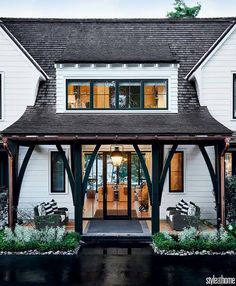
[160,145,216,224]
[18,145,74,218]
[56,66,178,114]
[0,26,42,130]
[18,144,216,223]
[197,25,236,131]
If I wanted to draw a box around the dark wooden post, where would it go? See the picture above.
[127,152,132,219]
[215,143,227,228]
[152,143,162,234]
[215,144,222,229]
[8,155,15,228]
[73,143,83,234]
[220,153,226,227]
[5,140,18,229]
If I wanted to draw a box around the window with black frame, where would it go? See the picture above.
[169,151,184,193]
[66,79,168,110]
[67,80,90,109]
[119,82,141,109]
[51,151,65,193]
[144,80,167,109]
[93,81,116,109]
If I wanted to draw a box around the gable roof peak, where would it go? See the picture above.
[1,17,236,24]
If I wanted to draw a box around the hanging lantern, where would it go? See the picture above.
[111,146,123,167]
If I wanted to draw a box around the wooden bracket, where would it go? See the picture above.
[15,145,35,206]
[82,144,101,204]
[133,144,152,205]
[159,143,178,203]
[56,144,75,204]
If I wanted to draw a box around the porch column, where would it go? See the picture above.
[8,155,18,228]
[215,144,226,228]
[151,143,162,234]
[220,153,226,227]
[72,143,83,234]
[8,155,15,228]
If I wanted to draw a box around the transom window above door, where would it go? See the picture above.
[66,79,168,110]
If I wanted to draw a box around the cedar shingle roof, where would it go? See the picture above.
[2,106,232,136]
[0,18,234,136]
[1,17,235,111]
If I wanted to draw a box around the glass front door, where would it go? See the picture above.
[103,152,131,219]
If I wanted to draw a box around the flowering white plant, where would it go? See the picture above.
[3,225,66,244]
[162,231,173,241]
[178,227,198,242]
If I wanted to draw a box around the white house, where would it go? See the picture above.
[0,17,235,235]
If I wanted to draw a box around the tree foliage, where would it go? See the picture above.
[167,0,201,18]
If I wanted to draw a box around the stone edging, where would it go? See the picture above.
[151,243,236,256]
[0,246,81,256]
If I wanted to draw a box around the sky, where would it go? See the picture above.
[0,0,235,18]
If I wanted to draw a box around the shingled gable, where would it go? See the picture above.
[0,17,235,137]
[185,20,236,80]
[0,21,49,80]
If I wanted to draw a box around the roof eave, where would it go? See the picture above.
[54,59,179,64]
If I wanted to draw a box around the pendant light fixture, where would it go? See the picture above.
[111,146,123,167]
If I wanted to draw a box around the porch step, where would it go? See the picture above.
[81,234,152,245]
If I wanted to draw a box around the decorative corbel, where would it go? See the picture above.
[3,137,18,158]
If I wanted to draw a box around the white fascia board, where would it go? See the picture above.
[185,22,236,81]
[0,22,49,80]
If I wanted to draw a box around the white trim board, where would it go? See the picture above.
[185,22,236,81]
[0,23,49,80]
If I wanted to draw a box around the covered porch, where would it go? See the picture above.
[2,134,229,235]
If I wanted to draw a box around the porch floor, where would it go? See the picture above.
[66,219,216,235]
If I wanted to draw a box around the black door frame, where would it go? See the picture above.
[103,151,132,220]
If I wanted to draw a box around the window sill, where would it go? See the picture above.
[49,192,68,196]
[167,192,186,195]
[59,109,174,114]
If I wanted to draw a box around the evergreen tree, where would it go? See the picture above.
[167,0,201,18]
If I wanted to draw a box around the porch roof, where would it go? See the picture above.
[1,106,232,140]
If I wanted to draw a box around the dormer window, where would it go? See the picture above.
[144,81,167,109]
[93,81,116,109]
[66,79,168,110]
[67,81,90,109]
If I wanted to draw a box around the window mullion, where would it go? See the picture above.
[141,80,144,109]
[116,81,119,109]
[90,81,93,109]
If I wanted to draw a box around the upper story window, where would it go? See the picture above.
[233,74,236,118]
[66,79,168,110]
